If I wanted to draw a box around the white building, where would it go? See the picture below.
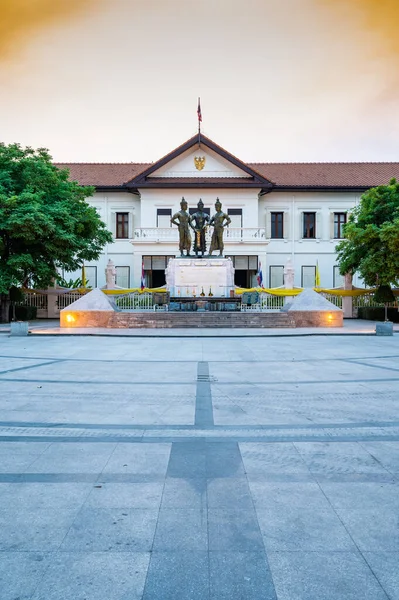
[58,134,399,290]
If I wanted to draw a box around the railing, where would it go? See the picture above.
[353,295,398,309]
[21,293,48,310]
[259,293,285,311]
[133,227,266,243]
[114,292,154,311]
[320,293,343,309]
[57,292,85,310]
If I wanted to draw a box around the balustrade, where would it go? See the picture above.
[133,227,265,243]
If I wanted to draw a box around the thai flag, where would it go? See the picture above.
[140,259,145,290]
[197,98,202,122]
[257,262,264,288]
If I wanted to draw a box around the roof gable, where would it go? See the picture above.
[126,134,273,189]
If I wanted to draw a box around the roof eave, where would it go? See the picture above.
[127,181,272,189]
[264,185,371,194]
[126,133,273,187]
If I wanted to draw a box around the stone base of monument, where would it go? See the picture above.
[283,288,343,327]
[10,321,29,336]
[165,257,234,298]
[375,321,393,336]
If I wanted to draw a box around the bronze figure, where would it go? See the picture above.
[171,197,192,257]
[209,198,231,257]
[190,199,210,257]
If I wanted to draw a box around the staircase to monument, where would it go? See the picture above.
[108,312,296,329]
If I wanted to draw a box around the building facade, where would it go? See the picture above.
[58,134,399,290]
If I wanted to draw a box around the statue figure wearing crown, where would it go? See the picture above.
[189,199,209,257]
[209,198,231,257]
[171,197,192,257]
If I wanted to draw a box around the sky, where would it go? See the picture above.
[0,0,398,163]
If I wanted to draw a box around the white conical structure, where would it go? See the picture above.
[60,288,115,312]
[287,288,341,312]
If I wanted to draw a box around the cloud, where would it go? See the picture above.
[0,0,99,60]
[323,0,399,59]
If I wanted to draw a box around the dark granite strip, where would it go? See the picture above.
[0,420,398,431]
[0,359,63,376]
[344,358,399,373]
[1,434,399,444]
[143,441,277,599]
[144,442,210,599]
[195,362,214,428]
[206,442,277,599]
[2,376,399,384]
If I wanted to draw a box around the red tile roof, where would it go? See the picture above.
[249,162,399,188]
[55,163,151,187]
[56,161,399,189]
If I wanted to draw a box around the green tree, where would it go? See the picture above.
[336,178,399,320]
[0,143,112,322]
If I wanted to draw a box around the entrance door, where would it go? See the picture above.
[151,270,166,288]
[234,270,248,288]
[143,255,175,288]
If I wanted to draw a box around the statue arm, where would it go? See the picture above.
[223,214,232,227]
[170,213,180,227]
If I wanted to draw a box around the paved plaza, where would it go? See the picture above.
[0,332,399,599]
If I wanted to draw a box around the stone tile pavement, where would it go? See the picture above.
[0,333,399,599]
[1,318,399,336]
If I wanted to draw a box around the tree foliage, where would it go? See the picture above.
[336,179,399,287]
[0,143,112,299]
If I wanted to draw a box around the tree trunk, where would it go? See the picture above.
[385,303,388,322]
[0,294,10,323]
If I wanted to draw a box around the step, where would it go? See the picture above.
[108,312,296,329]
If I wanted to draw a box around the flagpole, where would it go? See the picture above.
[198,97,201,145]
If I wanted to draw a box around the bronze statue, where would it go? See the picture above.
[171,197,192,257]
[209,198,231,257]
[190,199,209,257]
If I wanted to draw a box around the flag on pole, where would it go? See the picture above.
[140,259,145,290]
[257,262,264,288]
[197,98,202,123]
[315,260,321,287]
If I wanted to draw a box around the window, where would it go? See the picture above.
[84,266,97,288]
[227,208,242,228]
[157,208,172,228]
[116,212,129,239]
[334,212,347,239]
[225,256,258,270]
[271,212,284,238]
[303,213,316,238]
[142,256,175,288]
[115,266,130,289]
[301,265,316,287]
[333,266,344,288]
[270,266,284,288]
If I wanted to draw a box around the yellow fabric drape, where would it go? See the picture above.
[23,286,398,298]
[234,287,382,297]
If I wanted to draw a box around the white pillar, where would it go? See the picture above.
[342,272,353,318]
[132,252,143,289]
[284,258,295,305]
[47,290,58,318]
[105,259,116,289]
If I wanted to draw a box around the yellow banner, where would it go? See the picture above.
[234,287,381,297]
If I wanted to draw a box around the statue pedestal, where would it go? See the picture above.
[166,257,235,297]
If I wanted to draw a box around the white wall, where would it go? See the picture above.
[260,191,360,288]
[151,146,252,178]
[72,188,361,289]
[139,188,261,228]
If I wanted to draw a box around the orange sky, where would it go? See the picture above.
[0,0,398,162]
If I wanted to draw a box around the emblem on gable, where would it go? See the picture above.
[194,156,206,171]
